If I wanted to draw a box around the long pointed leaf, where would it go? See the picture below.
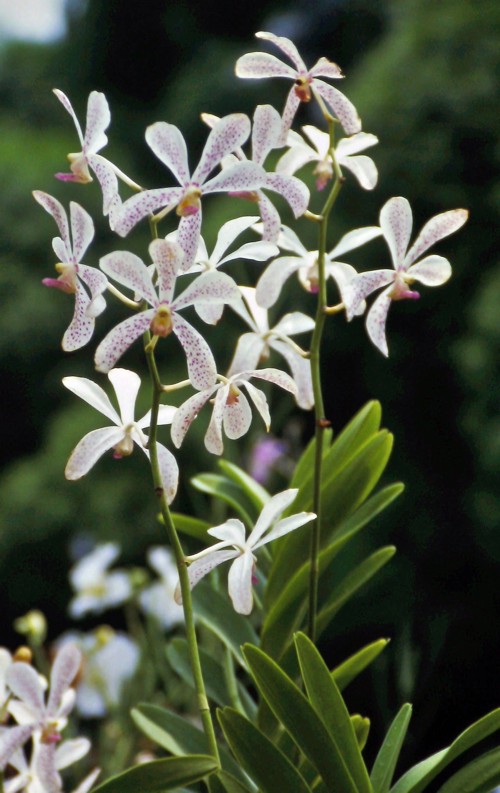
[437,746,500,793]
[193,584,258,668]
[92,755,218,793]
[371,704,412,793]
[218,459,270,512]
[333,639,390,691]
[208,771,253,793]
[191,473,255,525]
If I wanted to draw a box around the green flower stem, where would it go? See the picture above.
[307,121,344,641]
[144,340,220,767]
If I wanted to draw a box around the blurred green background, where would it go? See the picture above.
[0,0,498,773]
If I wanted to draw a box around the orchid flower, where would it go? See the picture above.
[5,644,81,793]
[5,735,97,793]
[254,223,382,309]
[202,105,310,241]
[63,368,179,504]
[171,368,298,455]
[113,114,266,269]
[53,89,122,221]
[175,489,315,614]
[277,126,378,191]
[33,191,107,351]
[139,548,184,629]
[236,31,361,144]
[229,286,314,409]
[68,543,132,618]
[94,240,239,387]
[172,215,278,324]
[344,196,469,356]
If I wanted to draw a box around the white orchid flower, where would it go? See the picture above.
[344,196,469,356]
[175,489,315,614]
[229,287,314,409]
[236,31,361,144]
[277,125,378,191]
[139,548,184,629]
[68,543,132,618]
[63,368,179,504]
[5,734,96,793]
[171,368,297,455]
[254,223,382,310]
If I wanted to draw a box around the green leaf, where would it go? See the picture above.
[218,459,270,512]
[317,546,396,637]
[390,708,500,793]
[218,707,313,793]
[294,632,372,793]
[288,429,333,492]
[352,716,371,751]
[333,639,390,691]
[166,638,255,717]
[208,771,253,793]
[243,643,358,792]
[191,473,255,526]
[193,583,258,668]
[131,704,244,783]
[169,512,211,541]
[92,755,217,793]
[371,704,412,793]
[436,746,500,793]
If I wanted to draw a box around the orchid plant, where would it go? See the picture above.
[4,25,497,793]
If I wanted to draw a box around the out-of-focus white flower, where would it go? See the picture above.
[139,548,184,629]
[5,734,98,793]
[68,543,132,619]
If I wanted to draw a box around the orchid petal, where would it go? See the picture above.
[341,154,378,190]
[255,255,302,308]
[244,366,298,396]
[205,387,227,454]
[252,104,282,164]
[223,389,252,440]
[241,381,270,429]
[145,122,190,185]
[6,662,44,719]
[273,311,315,336]
[195,301,225,325]
[170,387,215,448]
[137,403,177,430]
[407,254,452,286]
[256,31,307,71]
[177,550,239,601]
[53,88,84,146]
[149,239,183,302]
[70,543,120,590]
[254,511,315,549]
[47,644,81,718]
[270,339,314,410]
[83,91,110,154]
[193,114,251,185]
[113,187,183,237]
[176,210,203,272]
[89,153,121,216]
[99,250,157,305]
[0,726,32,770]
[65,426,126,479]
[257,192,282,242]
[174,270,240,313]
[264,172,310,218]
[366,286,393,357]
[404,208,468,267]
[219,239,279,266]
[247,488,298,546]
[278,88,302,145]
[274,224,308,255]
[208,518,246,545]
[336,131,378,157]
[33,191,71,255]
[33,743,61,793]
[228,552,254,615]
[107,368,141,425]
[227,333,266,376]
[94,310,154,373]
[62,376,121,425]
[276,138,316,176]
[326,261,365,314]
[210,215,260,264]
[54,737,91,770]
[344,269,394,320]
[77,263,108,307]
[172,314,217,390]
[380,196,413,269]
[312,79,362,135]
[235,52,297,79]
[309,56,343,79]
[62,283,96,352]
[203,160,266,194]
[141,442,179,504]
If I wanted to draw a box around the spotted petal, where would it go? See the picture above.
[177,550,239,602]
[235,52,297,80]
[271,339,314,410]
[366,286,393,357]
[407,254,452,286]
[255,31,307,72]
[203,160,266,195]
[33,191,71,257]
[6,663,44,720]
[309,57,343,79]
[380,197,413,269]
[205,386,228,454]
[53,88,84,146]
[83,91,111,154]
[252,104,282,165]
[65,426,126,479]
[171,387,215,449]
[312,79,361,135]
[140,442,179,504]
[344,269,394,321]
[172,314,217,390]
[62,282,96,352]
[193,113,252,185]
[145,122,190,186]
[113,186,183,237]
[264,172,310,218]
[100,250,158,305]
[47,644,81,718]
[404,208,469,268]
[94,310,154,373]
[223,389,252,440]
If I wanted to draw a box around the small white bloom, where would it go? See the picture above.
[139,548,184,629]
[175,489,315,614]
[68,543,131,618]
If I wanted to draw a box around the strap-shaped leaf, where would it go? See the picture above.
[208,771,253,793]
[371,704,412,793]
[243,643,358,792]
[317,546,396,636]
[333,639,390,691]
[218,459,270,511]
[169,512,211,540]
[294,632,372,793]
[131,704,244,782]
[166,638,255,717]
[191,473,255,526]
[92,755,218,793]
[390,708,500,793]
[193,584,258,668]
[288,428,333,492]
[436,746,500,793]
[218,707,313,793]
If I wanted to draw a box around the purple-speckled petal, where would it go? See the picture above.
[177,211,203,272]
[178,550,239,600]
[33,191,71,256]
[243,366,298,395]
[173,270,240,313]
[380,197,413,270]
[145,122,190,186]
[113,187,184,237]
[255,255,303,308]
[366,286,393,357]
[223,389,252,440]
[264,172,310,217]
[228,551,254,615]
[62,282,95,352]
[205,387,227,454]
[140,442,179,505]
[278,88,302,146]
[235,52,297,80]
[6,662,44,719]
[257,193,282,243]
[195,301,224,325]
[77,263,108,308]
[241,380,270,429]
[83,91,110,154]
[312,79,361,135]
[203,160,266,195]
[65,426,125,479]
[94,310,154,372]
[69,201,94,261]
[255,31,307,72]
[47,644,81,718]
[404,208,468,268]
[53,88,84,146]
[88,153,120,217]
[100,250,158,305]
[172,314,217,390]
[171,387,215,448]
[252,104,282,165]
[0,725,33,770]
[149,239,183,302]
[270,339,314,410]
[34,742,61,793]
[344,269,394,321]
[407,254,452,286]
[193,114,252,185]
[309,57,343,79]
